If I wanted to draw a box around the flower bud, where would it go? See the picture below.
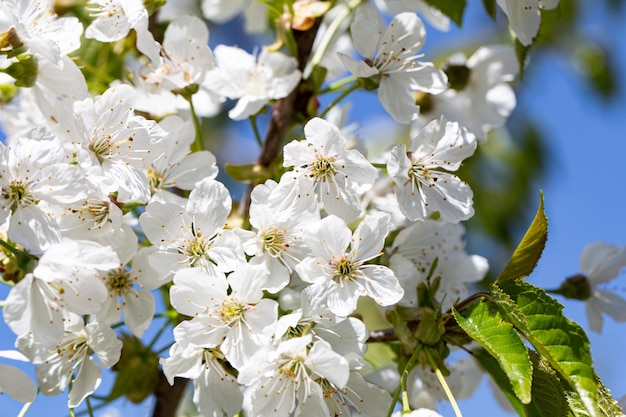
[557,273,592,301]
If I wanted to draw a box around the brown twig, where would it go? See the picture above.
[238,18,322,218]
[151,373,188,417]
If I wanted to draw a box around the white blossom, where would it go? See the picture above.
[85,0,160,62]
[297,214,404,316]
[388,117,476,223]
[204,46,301,120]
[496,0,560,46]
[269,117,378,222]
[140,178,244,280]
[422,45,518,140]
[171,263,276,369]
[338,7,447,123]
[0,127,86,254]
[17,315,122,408]
[139,15,215,93]
[578,242,626,333]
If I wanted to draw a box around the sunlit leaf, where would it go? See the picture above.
[423,0,467,27]
[453,301,532,403]
[495,192,547,284]
[498,281,599,417]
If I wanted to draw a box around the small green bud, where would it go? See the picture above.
[558,273,592,301]
[0,28,28,58]
[443,64,471,91]
[3,54,39,87]
[414,307,445,346]
[358,74,381,91]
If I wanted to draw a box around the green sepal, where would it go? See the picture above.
[515,38,532,79]
[3,54,38,87]
[453,301,532,403]
[498,281,599,417]
[389,309,418,354]
[495,192,547,284]
[481,0,497,19]
[225,163,275,184]
[422,0,467,27]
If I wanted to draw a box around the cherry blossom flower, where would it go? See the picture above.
[389,219,488,311]
[0,0,82,65]
[237,335,350,416]
[236,180,317,292]
[338,7,447,123]
[3,238,120,345]
[85,0,160,62]
[203,46,301,120]
[420,45,518,140]
[496,0,560,46]
[139,15,215,94]
[387,116,476,223]
[0,127,86,254]
[570,242,626,333]
[297,214,404,316]
[269,117,378,222]
[147,115,218,204]
[160,343,243,417]
[68,84,168,203]
[140,178,244,280]
[17,315,122,408]
[170,263,277,369]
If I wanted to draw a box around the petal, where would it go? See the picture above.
[0,364,37,403]
[379,77,420,124]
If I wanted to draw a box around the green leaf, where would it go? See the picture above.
[422,0,467,27]
[471,348,527,416]
[527,350,570,417]
[481,0,497,19]
[495,192,547,284]
[453,302,532,403]
[498,281,599,417]
[596,378,624,417]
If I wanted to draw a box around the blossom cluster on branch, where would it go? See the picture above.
[0,0,625,416]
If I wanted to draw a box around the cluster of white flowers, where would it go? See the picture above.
[0,0,590,416]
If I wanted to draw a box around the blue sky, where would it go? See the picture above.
[2,2,626,416]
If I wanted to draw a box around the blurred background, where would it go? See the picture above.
[1,0,626,415]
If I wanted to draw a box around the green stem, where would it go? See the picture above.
[318,82,359,119]
[305,0,364,78]
[74,58,117,85]
[320,75,358,95]
[0,238,19,256]
[85,396,95,417]
[187,96,203,152]
[386,344,424,417]
[424,349,463,417]
[147,317,171,350]
[75,400,111,417]
[249,115,263,147]
[17,400,34,417]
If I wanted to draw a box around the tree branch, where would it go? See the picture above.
[238,17,322,218]
[151,373,188,417]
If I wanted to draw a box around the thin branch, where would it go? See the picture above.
[238,17,323,218]
[151,374,188,417]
